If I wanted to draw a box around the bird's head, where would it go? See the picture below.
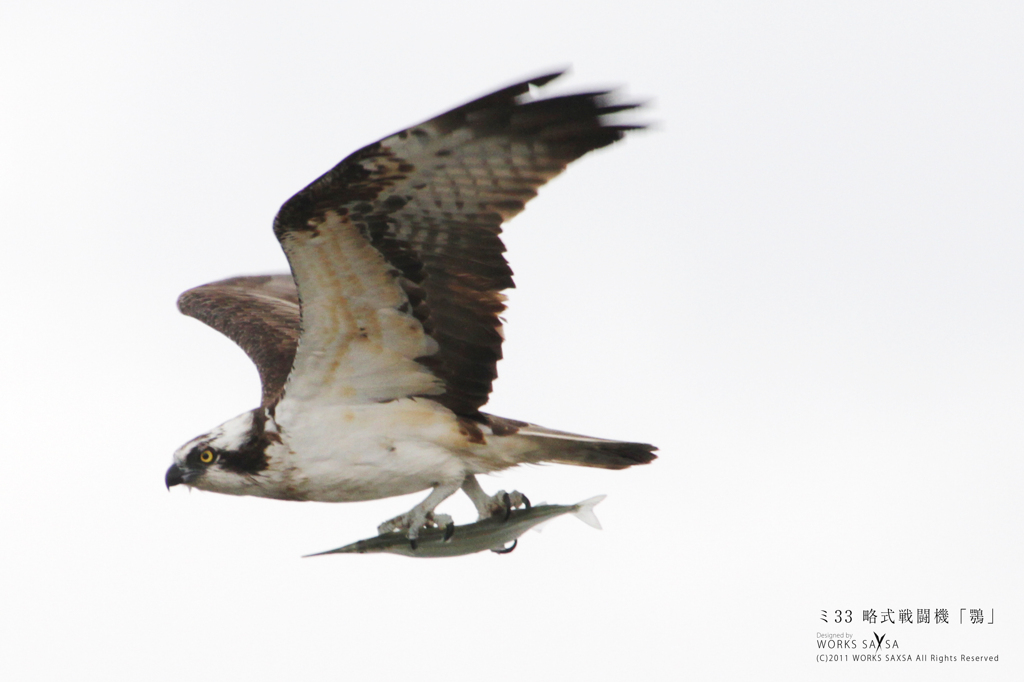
[166,409,272,495]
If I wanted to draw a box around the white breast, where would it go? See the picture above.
[269,397,473,502]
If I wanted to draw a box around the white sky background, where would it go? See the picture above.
[1,1,1021,679]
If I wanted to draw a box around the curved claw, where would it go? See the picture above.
[463,479,531,521]
[491,539,518,555]
[443,523,455,542]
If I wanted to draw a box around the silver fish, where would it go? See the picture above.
[306,495,606,558]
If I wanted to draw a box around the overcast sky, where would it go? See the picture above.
[2,1,1021,680]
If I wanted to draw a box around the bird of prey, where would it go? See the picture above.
[165,71,657,542]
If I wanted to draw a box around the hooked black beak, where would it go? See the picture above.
[165,463,185,489]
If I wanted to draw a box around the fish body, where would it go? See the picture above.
[307,495,606,558]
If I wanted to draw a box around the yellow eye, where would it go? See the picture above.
[199,450,215,464]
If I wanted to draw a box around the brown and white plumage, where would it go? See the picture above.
[167,71,656,540]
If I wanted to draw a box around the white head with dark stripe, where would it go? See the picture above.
[166,409,273,495]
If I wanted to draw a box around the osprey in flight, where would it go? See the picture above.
[165,72,656,541]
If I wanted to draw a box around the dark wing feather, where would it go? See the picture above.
[178,275,300,406]
[274,71,643,418]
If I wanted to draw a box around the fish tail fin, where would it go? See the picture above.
[573,495,606,529]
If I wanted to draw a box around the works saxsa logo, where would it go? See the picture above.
[817,632,900,651]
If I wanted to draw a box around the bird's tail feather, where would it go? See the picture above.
[485,415,657,470]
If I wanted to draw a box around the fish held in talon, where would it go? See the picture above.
[306,496,607,559]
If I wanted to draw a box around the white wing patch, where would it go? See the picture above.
[279,210,443,405]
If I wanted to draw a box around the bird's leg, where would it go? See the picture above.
[377,479,461,541]
[461,474,530,521]
[428,512,454,529]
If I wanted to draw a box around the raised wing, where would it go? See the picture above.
[178,275,300,406]
[273,71,642,417]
